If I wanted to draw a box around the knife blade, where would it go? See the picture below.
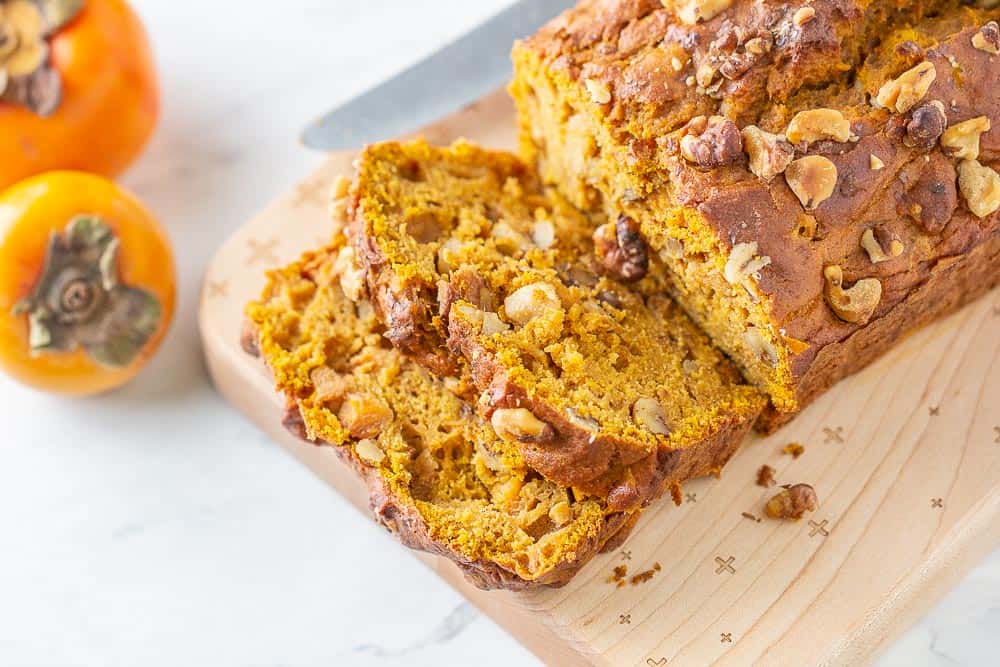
[300,0,573,151]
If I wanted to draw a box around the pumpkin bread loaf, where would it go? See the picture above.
[245,242,640,590]
[347,139,765,511]
[512,0,1000,427]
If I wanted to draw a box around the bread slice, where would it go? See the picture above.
[245,241,637,590]
[349,140,765,511]
[512,1,1000,427]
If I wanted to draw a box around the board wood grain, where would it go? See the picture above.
[198,89,1000,666]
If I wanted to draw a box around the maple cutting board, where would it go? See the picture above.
[198,89,1000,666]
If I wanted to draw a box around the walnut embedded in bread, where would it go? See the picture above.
[503,282,561,325]
[491,408,556,443]
[957,160,1000,218]
[940,116,991,160]
[823,265,882,324]
[875,61,936,113]
[860,228,904,264]
[904,100,947,151]
[743,125,795,181]
[594,215,649,282]
[786,108,853,144]
[632,397,671,435]
[680,115,743,168]
[785,155,838,209]
[972,21,1000,55]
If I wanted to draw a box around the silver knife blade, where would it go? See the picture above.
[301,0,573,151]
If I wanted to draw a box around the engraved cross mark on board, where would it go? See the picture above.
[994,426,1000,444]
[823,426,845,444]
[808,519,830,537]
[720,632,733,644]
[645,659,668,667]
[685,492,697,503]
[621,550,632,561]
[619,614,631,625]
[247,238,280,266]
[715,556,736,574]
[931,498,944,508]
[929,405,940,416]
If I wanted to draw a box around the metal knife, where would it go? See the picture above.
[300,0,574,151]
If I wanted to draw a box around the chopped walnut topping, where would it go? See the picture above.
[584,78,611,104]
[765,484,818,520]
[904,100,947,151]
[793,6,816,26]
[338,393,394,439]
[786,108,853,144]
[875,61,936,113]
[742,125,794,182]
[869,154,885,170]
[680,115,743,168]
[940,116,991,161]
[860,228,904,263]
[354,438,386,465]
[823,265,882,324]
[491,408,555,443]
[632,397,671,435]
[957,159,1000,218]
[786,155,838,210]
[695,61,717,88]
[593,215,649,282]
[756,464,776,487]
[724,241,771,288]
[662,0,732,26]
[503,282,561,325]
[744,37,770,55]
[972,21,1000,55]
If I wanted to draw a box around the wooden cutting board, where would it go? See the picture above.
[198,89,1000,666]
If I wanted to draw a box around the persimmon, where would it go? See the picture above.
[0,0,159,189]
[0,171,174,395]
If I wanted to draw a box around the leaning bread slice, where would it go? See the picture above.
[245,241,637,590]
[349,140,766,511]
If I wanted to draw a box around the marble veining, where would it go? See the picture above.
[0,1,996,665]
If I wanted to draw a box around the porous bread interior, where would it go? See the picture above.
[509,3,994,413]
[356,140,764,472]
[246,243,615,582]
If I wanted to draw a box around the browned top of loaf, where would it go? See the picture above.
[519,1,1000,378]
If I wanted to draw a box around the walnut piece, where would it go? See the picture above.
[354,438,386,465]
[662,0,732,25]
[742,326,779,366]
[491,408,555,443]
[311,367,351,406]
[565,407,600,434]
[786,108,852,144]
[724,241,771,287]
[875,61,936,113]
[503,282,561,325]
[333,245,366,302]
[860,228,904,263]
[632,397,671,435]
[742,125,794,181]
[765,483,818,520]
[869,154,885,170]
[593,215,649,282]
[584,78,611,104]
[793,6,816,26]
[338,393,394,439]
[972,21,1000,55]
[940,116,991,161]
[823,265,882,324]
[756,465,776,487]
[680,115,743,168]
[957,159,1000,218]
[530,219,555,249]
[904,100,947,151]
[785,155,838,209]
[548,501,573,526]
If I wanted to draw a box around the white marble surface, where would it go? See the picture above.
[0,1,997,665]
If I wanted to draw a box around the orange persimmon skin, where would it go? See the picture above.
[0,171,175,395]
[0,0,160,190]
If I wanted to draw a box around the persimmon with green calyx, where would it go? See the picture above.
[0,0,159,189]
[0,170,174,395]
